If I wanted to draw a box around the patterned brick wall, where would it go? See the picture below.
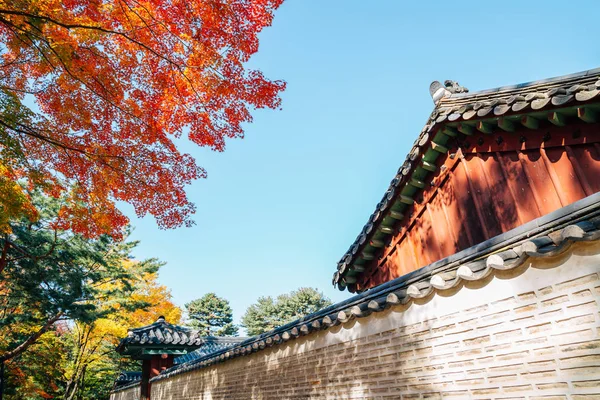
[146,242,600,399]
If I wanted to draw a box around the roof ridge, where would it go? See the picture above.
[128,319,192,334]
[443,67,600,100]
[111,381,140,393]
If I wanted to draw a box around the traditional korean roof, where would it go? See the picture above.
[174,336,248,365]
[116,316,246,363]
[150,193,600,383]
[112,318,245,392]
[333,67,600,291]
[116,316,203,357]
[114,371,141,387]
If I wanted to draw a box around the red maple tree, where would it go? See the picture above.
[0,0,285,238]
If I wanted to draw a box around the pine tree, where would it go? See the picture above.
[185,293,238,336]
[0,192,181,398]
[241,288,332,336]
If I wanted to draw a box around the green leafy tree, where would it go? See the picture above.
[185,293,238,336]
[2,328,67,399]
[60,261,181,400]
[0,194,150,364]
[0,193,171,399]
[240,297,280,336]
[241,288,332,336]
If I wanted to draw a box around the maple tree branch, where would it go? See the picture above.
[1,10,210,149]
[0,16,58,71]
[0,84,46,95]
[115,0,204,101]
[2,18,148,150]
[0,117,126,164]
[125,0,192,52]
[0,119,89,156]
[3,114,169,200]
[119,0,181,63]
[0,17,156,126]
[0,53,36,73]
[17,20,152,121]
[0,9,190,80]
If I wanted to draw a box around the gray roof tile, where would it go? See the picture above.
[116,317,203,352]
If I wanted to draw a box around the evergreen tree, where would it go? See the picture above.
[241,288,332,336]
[185,293,238,336]
[0,193,181,399]
[0,194,150,364]
[240,297,280,336]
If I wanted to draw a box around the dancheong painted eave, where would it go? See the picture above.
[333,67,600,292]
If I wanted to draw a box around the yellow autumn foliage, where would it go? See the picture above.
[62,260,181,396]
[0,164,37,233]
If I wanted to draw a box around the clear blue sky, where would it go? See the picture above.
[122,0,600,327]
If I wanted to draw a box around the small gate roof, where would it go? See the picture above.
[116,316,204,358]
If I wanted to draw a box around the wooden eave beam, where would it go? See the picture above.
[441,126,458,137]
[548,111,567,126]
[369,239,385,248]
[421,160,437,172]
[476,121,494,134]
[409,178,426,189]
[457,122,474,136]
[430,142,448,153]
[389,210,404,220]
[577,106,597,123]
[379,226,394,235]
[521,115,539,129]
[349,264,366,272]
[399,195,414,205]
[497,117,515,132]
[361,251,375,260]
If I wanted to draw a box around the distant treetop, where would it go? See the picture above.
[185,293,238,337]
[241,288,332,336]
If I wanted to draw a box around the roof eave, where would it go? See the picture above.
[333,68,600,291]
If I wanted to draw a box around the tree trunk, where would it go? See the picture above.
[78,365,86,400]
[64,377,79,400]
[63,356,84,400]
[65,363,87,400]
